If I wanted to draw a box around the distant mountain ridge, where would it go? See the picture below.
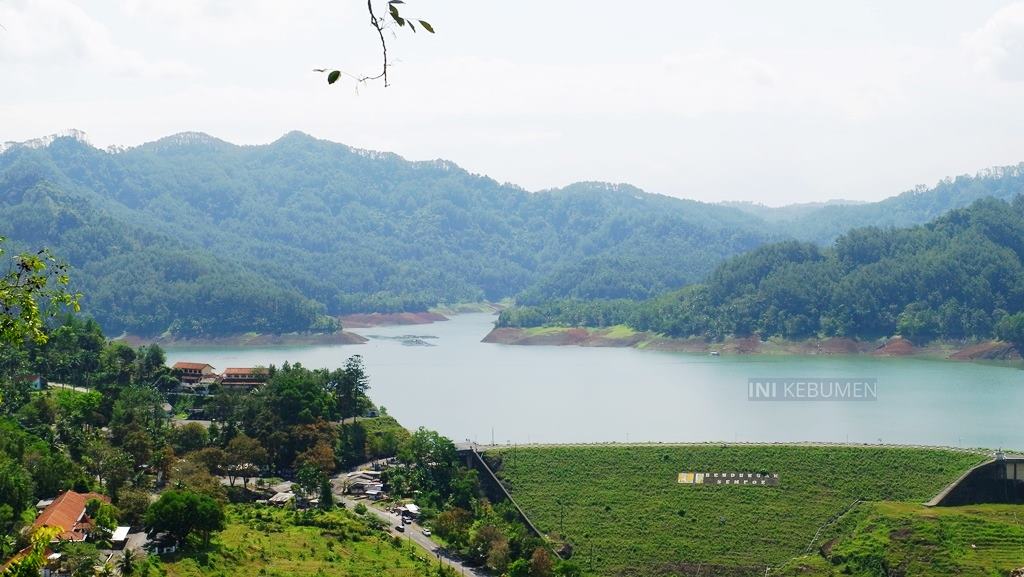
[744,165,1024,243]
[2,130,1023,337]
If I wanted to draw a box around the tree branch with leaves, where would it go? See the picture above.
[0,237,80,346]
[315,0,434,87]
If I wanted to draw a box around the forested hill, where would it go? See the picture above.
[0,131,773,337]
[5,131,1024,338]
[727,164,1024,244]
[499,196,1024,344]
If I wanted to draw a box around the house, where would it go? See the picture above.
[180,374,219,395]
[172,362,215,385]
[33,490,110,543]
[344,471,384,495]
[398,503,420,518]
[221,367,269,389]
[268,491,295,507]
[18,374,47,391]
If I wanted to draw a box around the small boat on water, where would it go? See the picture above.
[709,351,720,357]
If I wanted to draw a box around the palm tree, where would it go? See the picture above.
[118,549,137,576]
[94,562,116,577]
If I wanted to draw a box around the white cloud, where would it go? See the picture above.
[965,1,1024,81]
[120,0,352,47]
[0,0,191,78]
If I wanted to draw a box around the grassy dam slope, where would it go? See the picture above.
[487,445,991,576]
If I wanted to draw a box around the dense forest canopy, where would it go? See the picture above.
[499,196,1024,344]
[3,131,1024,337]
[0,132,772,336]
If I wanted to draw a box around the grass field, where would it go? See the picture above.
[160,505,437,577]
[779,501,1024,576]
[488,445,986,576]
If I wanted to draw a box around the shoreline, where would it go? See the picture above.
[339,311,449,328]
[482,325,1023,363]
[117,305,503,348]
[116,330,369,348]
[339,302,503,328]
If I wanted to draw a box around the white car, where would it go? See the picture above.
[421,528,431,536]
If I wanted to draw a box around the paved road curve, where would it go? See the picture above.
[337,494,487,577]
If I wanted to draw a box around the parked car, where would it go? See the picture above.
[422,528,431,536]
[395,524,405,532]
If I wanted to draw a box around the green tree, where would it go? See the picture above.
[2,526,60,577]
[85,498,120,543]
[144,490,225,547]
[0,453,34,532]
[170,422,209,455]
[996,312,1024,350]
[433,507,472,548]
[330,355,370,420]
[555,561,583,577]
[118,549,137,576]
[294,464,325,502]
[318,476,334,511]
[507,559,530,577]
[83,440,133,499]
[116,489,152,528]
[0,238,79,346]
[59,542,100,577]
[225,434,268,488]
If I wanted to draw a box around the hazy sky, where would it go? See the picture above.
[3,1,1024,205]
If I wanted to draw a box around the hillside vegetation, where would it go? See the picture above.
[0,132,770,337]
[5,132,1024,338]
[161,505,437,577]
[489,445,982,576]
[500,196,1024,344]
[775,502,1024,576]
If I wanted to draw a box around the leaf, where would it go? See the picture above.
[327,70,341,84]
[419,20,434,33]
[313,68,326,73]
[408,20,416,32]
[389,3,401,20]
[388,0,404,3]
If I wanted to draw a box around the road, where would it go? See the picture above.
[336,494,487,577]
[47,382,91,393]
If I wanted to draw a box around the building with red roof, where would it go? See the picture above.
[221,367,269,389]
[32,490,110,542]
[172,361,216,384]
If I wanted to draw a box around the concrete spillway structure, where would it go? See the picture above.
[927,452,1024,507]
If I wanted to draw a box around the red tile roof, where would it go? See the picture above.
[173,362,213,371]
[33,491,109,542]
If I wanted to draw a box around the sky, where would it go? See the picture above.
[2,1,1024,205]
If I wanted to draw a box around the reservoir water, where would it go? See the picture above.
[165,313,1024,449]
